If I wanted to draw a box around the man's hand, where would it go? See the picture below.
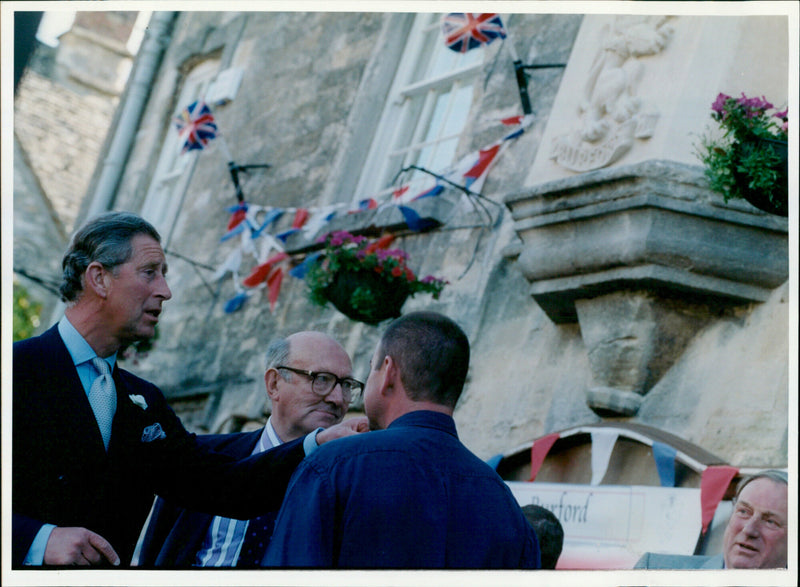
[316,416,369,445]
[43,527,120,566]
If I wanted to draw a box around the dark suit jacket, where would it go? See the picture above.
[12,325,305,568]
[134,430,264,567]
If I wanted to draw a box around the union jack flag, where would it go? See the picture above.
[173,101,218,153]
[442,13,507,54]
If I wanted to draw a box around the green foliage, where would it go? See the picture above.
[306,230,447,318]
[698,92,788,207]
[13,281,43,341]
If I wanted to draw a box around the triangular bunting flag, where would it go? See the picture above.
[224,291,249,313]
[267,266,284,312]
[590,430,618,486]
[700,465,739,533]
[398,205,439,232]
[289,252,322,279]
[652,441,678,487]
[528,433,560,482]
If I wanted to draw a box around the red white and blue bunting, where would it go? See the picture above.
[204,115,532,314]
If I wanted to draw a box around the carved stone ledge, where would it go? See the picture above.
[505,160,788,323]
[503,160,788,416]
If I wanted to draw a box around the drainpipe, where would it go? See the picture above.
[85,11,175,218]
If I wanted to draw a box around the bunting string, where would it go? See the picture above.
[174,96,531,314]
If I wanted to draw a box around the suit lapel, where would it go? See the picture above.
[43,326,108,459]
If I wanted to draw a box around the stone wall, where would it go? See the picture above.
[14,71,116,235]
[88,11,789,470]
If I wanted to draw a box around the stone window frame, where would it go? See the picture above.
[140,58,220,248]
[353,12,485,203]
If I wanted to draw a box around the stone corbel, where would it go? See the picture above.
[504,160,788,416]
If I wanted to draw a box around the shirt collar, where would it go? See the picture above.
[58,315,117,369]
[256,416,283,453]
[388,410,458,437]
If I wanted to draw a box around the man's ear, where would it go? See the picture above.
[380,355,398,396]
[265,368,281,401]
[85,262,109,299]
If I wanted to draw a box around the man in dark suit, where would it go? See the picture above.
[134,331,362,567]
[12,211,367,568]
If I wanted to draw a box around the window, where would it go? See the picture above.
[141,59,220,246]
[355,13,484,201]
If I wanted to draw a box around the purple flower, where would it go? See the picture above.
[711,93,731,114]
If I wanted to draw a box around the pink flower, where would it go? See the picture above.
[711,93,731,114]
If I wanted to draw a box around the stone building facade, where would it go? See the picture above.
[25,7,793,567]
[13,11,143,323]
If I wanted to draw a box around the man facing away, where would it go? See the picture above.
[263,311,541,568]
[12,211,366,568]
[635,469,788,569]
[134,331,362,567]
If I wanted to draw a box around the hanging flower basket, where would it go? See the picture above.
[325,270,411,325]
[306,230,447,325]
[698,92,788,217]
[733,136,788,216]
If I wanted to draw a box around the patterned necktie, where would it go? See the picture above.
[89,357,117,450]
[237,511,277,567]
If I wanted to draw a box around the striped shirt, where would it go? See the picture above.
[194,419,282,566]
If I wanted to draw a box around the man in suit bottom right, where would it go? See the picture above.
[635,469,788,569]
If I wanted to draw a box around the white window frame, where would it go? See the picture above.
[141,59,220,247]
[354,13,485,202]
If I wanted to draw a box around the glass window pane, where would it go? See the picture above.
[441,83,474,137]
[422,90,452,143]
[357,13,485,199]
[427,137,459,173]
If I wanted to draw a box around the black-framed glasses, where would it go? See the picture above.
[276,365,364,402]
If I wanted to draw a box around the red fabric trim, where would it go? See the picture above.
[700,465,739,533]
[528,432,560,482]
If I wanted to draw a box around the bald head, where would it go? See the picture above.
[264,332,354,441]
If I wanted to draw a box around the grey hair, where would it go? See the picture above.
[735,469,788,500]
[265,336,291,370]
[60,211,161,302]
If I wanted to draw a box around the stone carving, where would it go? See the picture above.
[551,16,674,172]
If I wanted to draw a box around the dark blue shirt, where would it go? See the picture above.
[263,410,541,568]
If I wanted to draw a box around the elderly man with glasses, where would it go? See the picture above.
[133,331,364,568]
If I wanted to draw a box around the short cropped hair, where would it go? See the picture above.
[735,469,788,500]
[377,311,469,408]
[59,212,161,302]
[522,504,564,569]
